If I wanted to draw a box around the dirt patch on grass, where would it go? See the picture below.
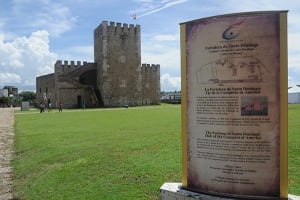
[0,108,14,200]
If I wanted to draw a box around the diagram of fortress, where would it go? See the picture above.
[197,56,269,85]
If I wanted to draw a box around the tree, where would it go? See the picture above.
[19,91,36,105]
[0,96,9,104]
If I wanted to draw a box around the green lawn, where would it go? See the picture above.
[288,104,300,194]
[13,105,182,200]
[12,104,300,199]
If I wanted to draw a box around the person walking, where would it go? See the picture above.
[40,101,45,113]
[48,99,52,112]
[59,103,62,112]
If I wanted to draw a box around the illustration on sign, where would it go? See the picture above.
[197,56,269,85]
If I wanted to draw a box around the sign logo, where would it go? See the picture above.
[222,21,244,40]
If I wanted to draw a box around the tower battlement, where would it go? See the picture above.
[95,21,140,35]
[107,21,140,31]
[55,60,88,67]
[54,60,88,73]
[141,63,160,72]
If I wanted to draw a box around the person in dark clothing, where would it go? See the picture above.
[59,103,62,112]
[40,101,45,113]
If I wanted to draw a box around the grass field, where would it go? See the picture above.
[13,105,181,200]
[287,104,300,195]
[12,104,300,199]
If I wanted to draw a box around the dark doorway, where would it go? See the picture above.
[77,95,82,108]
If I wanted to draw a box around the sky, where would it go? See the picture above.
[0,0,300,92]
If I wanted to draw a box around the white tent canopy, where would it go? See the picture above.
[288,85,300,103]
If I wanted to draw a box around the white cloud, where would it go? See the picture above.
[33,6,77,37]
[160,73,181,91]
[220,0,284,12]
[10,0,77,37]
[141,32,181,91]
[286,18,300,71]
[152,34,178,41]
[131,0,188,18]
[0,19,5,29]
[57,45,94,62]
[0,73,21,85]
[289,52,300,70]
[142,47,179,70]
[142,32,180,72]
[0,30,57,90]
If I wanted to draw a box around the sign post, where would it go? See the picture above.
[180,11,288,199]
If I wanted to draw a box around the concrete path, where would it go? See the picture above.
[0,108,14,200]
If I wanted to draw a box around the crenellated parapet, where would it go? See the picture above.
[106,21,140,34]
[94,21,140,37]
[55,60,88,73]
[141,63,160,72]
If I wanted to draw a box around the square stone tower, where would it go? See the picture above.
[94,21,142,107]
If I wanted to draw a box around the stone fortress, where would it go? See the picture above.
[36,21,160,108]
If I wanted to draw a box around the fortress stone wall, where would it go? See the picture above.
[36,21,160,108]
[141,64,160,105]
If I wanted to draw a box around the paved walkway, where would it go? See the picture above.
[0,108,14,200]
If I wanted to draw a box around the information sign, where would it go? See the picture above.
[180,11,288,199]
